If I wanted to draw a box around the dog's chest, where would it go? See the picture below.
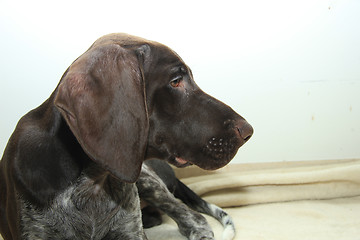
[20,169,141,240]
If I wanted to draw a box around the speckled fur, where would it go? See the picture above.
[20,163,146,240]
[18,162,218,240]
[138,164,215,240]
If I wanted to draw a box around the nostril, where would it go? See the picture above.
[243,134,252,142]
[237,123,253,142]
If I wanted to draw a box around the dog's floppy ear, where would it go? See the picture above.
[54,43,149,183]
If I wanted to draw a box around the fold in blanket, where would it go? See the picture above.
[145,196,360,240]
[144,159,360,240]
[175,159,360,207]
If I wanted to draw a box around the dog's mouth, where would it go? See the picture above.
[167,136,241,170]
[166,124,252,170]
[168,156,193,168]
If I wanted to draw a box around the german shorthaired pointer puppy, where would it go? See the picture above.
[0,33,253,240]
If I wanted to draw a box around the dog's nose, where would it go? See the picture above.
[236,122,253,142]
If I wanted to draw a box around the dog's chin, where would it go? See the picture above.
[194,148,239,170]
[194,158,231,170]
[168,154,234,170]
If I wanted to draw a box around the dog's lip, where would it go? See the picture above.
[175,157,188,165]
[170,156,193,168]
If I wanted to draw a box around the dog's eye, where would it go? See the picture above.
[170,76,183,88]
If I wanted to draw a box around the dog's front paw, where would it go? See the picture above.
[189,230,215,240]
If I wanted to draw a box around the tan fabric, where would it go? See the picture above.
[145,159,360,240]
[177,159,360,207]
[145,196,360,240]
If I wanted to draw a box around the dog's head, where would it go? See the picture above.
[55,33,253,183]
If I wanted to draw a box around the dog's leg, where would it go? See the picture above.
[174,180,235,240]
[144,159,236,240]
[137,165,214,240]
[142,205,163,228]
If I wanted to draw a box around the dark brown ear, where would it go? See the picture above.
[54,43,149,183]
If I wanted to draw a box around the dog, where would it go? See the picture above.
[0,33,253,240]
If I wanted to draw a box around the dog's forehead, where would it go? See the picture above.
[93,33,151,47]
[93,33,184,63]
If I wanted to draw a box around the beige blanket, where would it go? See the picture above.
[1,159,360,240]
[146,159,360,240]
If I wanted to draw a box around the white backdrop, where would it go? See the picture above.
[1,0,359,164]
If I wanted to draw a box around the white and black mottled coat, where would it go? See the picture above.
[19,162,144,240]
[18,160,235,240]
